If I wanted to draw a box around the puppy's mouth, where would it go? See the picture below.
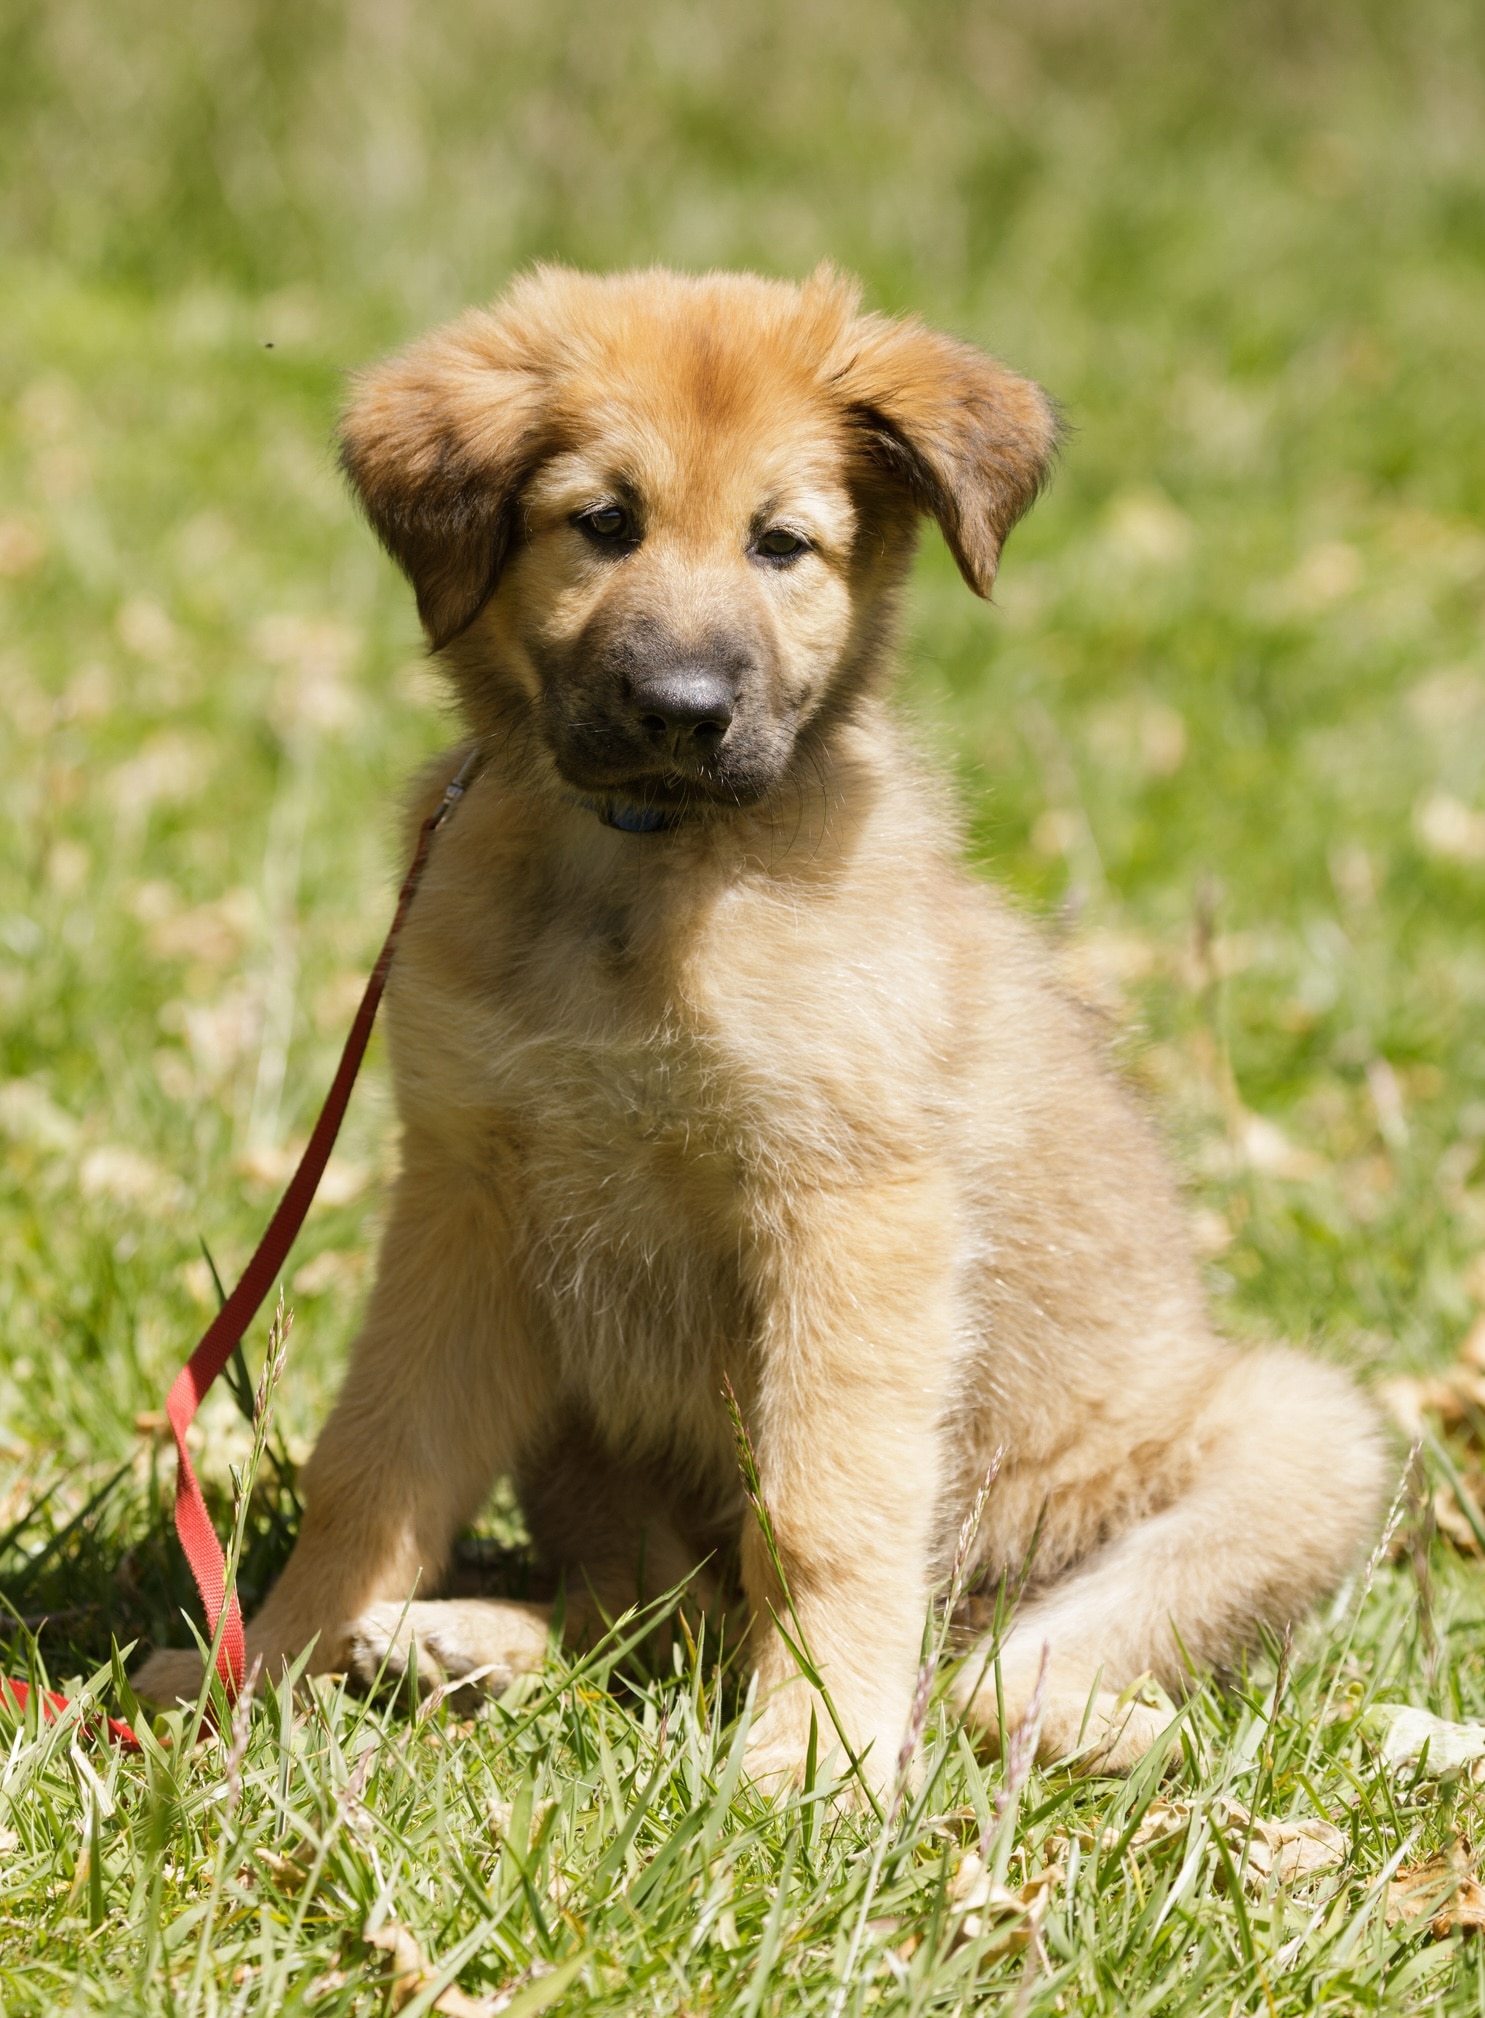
[567,772,755,836]
[553,741,779,832]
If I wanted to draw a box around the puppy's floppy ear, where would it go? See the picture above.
[339,314,548,651]
[835,315,1061,597]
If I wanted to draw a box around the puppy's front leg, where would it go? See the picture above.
[740,1171,960,1796]
[135,1150,548,1704]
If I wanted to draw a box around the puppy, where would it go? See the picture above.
[137,266,1386,1785]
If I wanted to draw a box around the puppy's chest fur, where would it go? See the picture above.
[516,1029,750,1460]
[390,840,892,1448]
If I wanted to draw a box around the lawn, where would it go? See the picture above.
[4,0,1485,2009]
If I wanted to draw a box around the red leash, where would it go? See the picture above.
[2,751,477,1746]
[0,1679,141,1751]
[168,750,478,1695]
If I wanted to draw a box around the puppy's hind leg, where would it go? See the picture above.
[518,1416,729,1649]
[955,1347,1388,1771]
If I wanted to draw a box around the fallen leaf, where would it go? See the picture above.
[486,1793,555,1846]
[1362,1704,1485,1775]
[1130,1797,1198,1850]
[366,1922,505,2017]
[1240,1813,1347,1885]
[1377,1375,1468,1442]
[256,1841,315,1894]
[1386,1838,1485,1939]
[1076,1796,1194,1853]
[948,1850,1063,1955]
[1377,1318,1485,1450]
[1078,1797,1345,1891]
[1432,1482,1485,1554]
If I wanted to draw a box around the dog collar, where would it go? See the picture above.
[605,801,672,834]
[567,793,676,834]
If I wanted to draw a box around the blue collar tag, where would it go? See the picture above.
[606,802,671,834]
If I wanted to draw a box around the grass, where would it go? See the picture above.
[3,0,1485,2007]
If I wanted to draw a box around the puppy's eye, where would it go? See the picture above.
[577,506,634,545]
[754,528,808,563]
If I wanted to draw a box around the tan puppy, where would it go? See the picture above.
[137,267,1386,1786]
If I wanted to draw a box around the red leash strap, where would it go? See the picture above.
[166,751,479,1697]
[0,1679,141,1752]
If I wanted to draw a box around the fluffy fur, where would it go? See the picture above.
[136,266,1387,1786]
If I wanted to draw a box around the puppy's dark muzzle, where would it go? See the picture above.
[627,666,737,766]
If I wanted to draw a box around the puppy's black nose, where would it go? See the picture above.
[630,668,736,754]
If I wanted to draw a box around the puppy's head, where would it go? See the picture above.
[341,266,1058,825]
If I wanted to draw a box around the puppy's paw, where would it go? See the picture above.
[344,1598,551,1706]
[957,1656,1178,1778]
[133,1647,207,1707]
[744,1687,901,1802]
[1037,1684,1178,1776]
[741,1714,811,1798]
[133,1646,293,1707]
